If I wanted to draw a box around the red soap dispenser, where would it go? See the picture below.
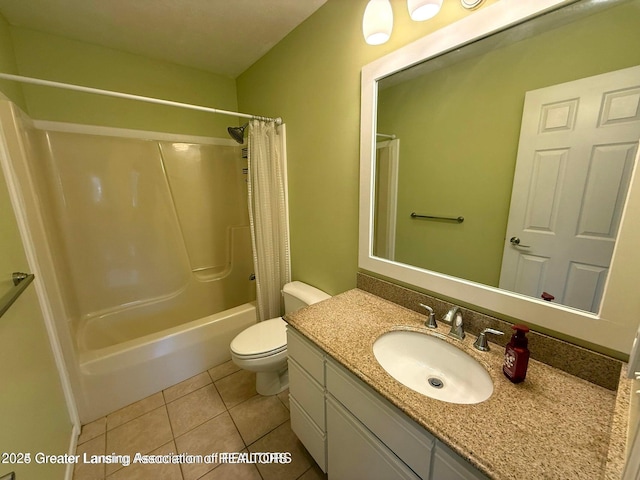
[503,324,530,383]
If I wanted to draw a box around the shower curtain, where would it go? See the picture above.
[247,119,291,321]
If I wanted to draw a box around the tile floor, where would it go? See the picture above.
[73,360,326,480]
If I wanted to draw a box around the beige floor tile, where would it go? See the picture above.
[248,421,313,480]
[78,417,107,445]
[166,384,226,437]
[163,371,212,403]
[175,412,245,480]
[105,406,173,476]
[73,434,106,480]
[229,394,289,445]
[198,461,262,480]
[106,441,182,480]
[208,360,241,381]
[298,463,328,480]
[215,370,257,409]
[107,392,165,431]
[74,366,315,480]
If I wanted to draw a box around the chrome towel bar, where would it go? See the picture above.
[0,272,35,318]
[410,212,464,223]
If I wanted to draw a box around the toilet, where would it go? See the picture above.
[230,281,330,395]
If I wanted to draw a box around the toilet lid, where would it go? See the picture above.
[230,317,287,357]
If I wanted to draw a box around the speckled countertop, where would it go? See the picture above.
[284,289,633,480]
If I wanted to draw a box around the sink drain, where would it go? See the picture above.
[428,377,444,389]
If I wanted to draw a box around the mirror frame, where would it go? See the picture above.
[359,0,640,354]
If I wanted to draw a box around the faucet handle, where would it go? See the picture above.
[419,303,438,329]
[473,328,504,351]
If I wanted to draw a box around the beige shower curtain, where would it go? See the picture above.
[247,119,291,321]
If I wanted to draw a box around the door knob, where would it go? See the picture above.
[509,236,530,248]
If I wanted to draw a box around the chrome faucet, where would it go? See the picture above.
[473,328,504,351]
[419,303,437,329]
[443,306,465,340]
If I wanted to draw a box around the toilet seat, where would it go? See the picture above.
[230,317,287,359]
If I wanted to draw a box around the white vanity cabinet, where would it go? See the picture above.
[287,328,488,480]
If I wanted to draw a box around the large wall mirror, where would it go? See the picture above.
[359,0,640,355]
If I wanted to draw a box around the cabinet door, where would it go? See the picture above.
[326,358,433,479]
[432,440,488,480]
[327,397,421,480]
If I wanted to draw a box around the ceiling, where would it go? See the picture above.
[0,0,328,78]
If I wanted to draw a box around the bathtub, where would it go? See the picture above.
[79,302,257,421]
[0,99,258,422]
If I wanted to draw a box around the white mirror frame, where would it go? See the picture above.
[359,0,640,354]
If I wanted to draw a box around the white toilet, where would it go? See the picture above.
[230,281,330,395]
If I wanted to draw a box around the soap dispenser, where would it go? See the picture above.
[503,324,530,383]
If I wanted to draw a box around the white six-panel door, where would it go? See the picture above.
[499,66,640,313]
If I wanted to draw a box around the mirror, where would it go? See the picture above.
[360,0,640,353]
[373,0,640,314]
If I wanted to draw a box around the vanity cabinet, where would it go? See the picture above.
[287,328,487,480]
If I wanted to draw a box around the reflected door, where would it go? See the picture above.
[373,138,400,260]
[499,66,640,313]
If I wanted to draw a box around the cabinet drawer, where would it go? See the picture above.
[327,397,420,480]
[326,358,434,479]
[289,358,325,428]
[290,396,327,472]
[287,328,324,384]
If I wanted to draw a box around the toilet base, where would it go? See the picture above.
[256,368,289,396]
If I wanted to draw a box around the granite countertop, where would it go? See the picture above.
[285,288,633,480]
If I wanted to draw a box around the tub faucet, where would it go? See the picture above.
[443,306,465,340]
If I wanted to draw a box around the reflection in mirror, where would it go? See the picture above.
[373,0,640,313]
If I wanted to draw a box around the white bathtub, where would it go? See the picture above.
[78,302,257,422]
[0,103,257,423]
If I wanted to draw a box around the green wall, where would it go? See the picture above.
[9,27,238,138]
[237,0,498,295]
[0,12,25,108]
[0,148,71,478]
[378,1,640,287]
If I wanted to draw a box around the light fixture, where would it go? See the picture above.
[364,0,484,46]
[407,0,443,21]
[461,0,485,10]
[362,0,394,45]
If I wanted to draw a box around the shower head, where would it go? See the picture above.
[227,123,248,144]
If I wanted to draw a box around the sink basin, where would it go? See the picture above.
[373,330,493,404]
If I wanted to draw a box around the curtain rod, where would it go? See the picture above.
[0,72,282,125]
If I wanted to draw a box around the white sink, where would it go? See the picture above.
[373,330,493,404]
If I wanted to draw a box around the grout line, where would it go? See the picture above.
[164,402,179,443]
[105,392,165,432]
[163,372,214,404]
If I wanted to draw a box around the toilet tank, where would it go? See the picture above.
[282,281,330,313]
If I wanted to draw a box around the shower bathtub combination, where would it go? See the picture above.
[0,99,258,421]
